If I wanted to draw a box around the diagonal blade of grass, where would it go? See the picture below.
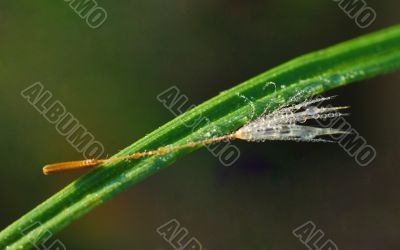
[2,24,400,249]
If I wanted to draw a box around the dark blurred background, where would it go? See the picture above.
[0,0,399,249]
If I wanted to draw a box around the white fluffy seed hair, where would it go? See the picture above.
[235,96,349,142]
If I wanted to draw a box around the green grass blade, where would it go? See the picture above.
[2,24,400,249]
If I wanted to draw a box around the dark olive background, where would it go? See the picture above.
[0,0,399,249]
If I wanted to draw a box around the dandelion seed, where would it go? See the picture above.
[42,96,349,175]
